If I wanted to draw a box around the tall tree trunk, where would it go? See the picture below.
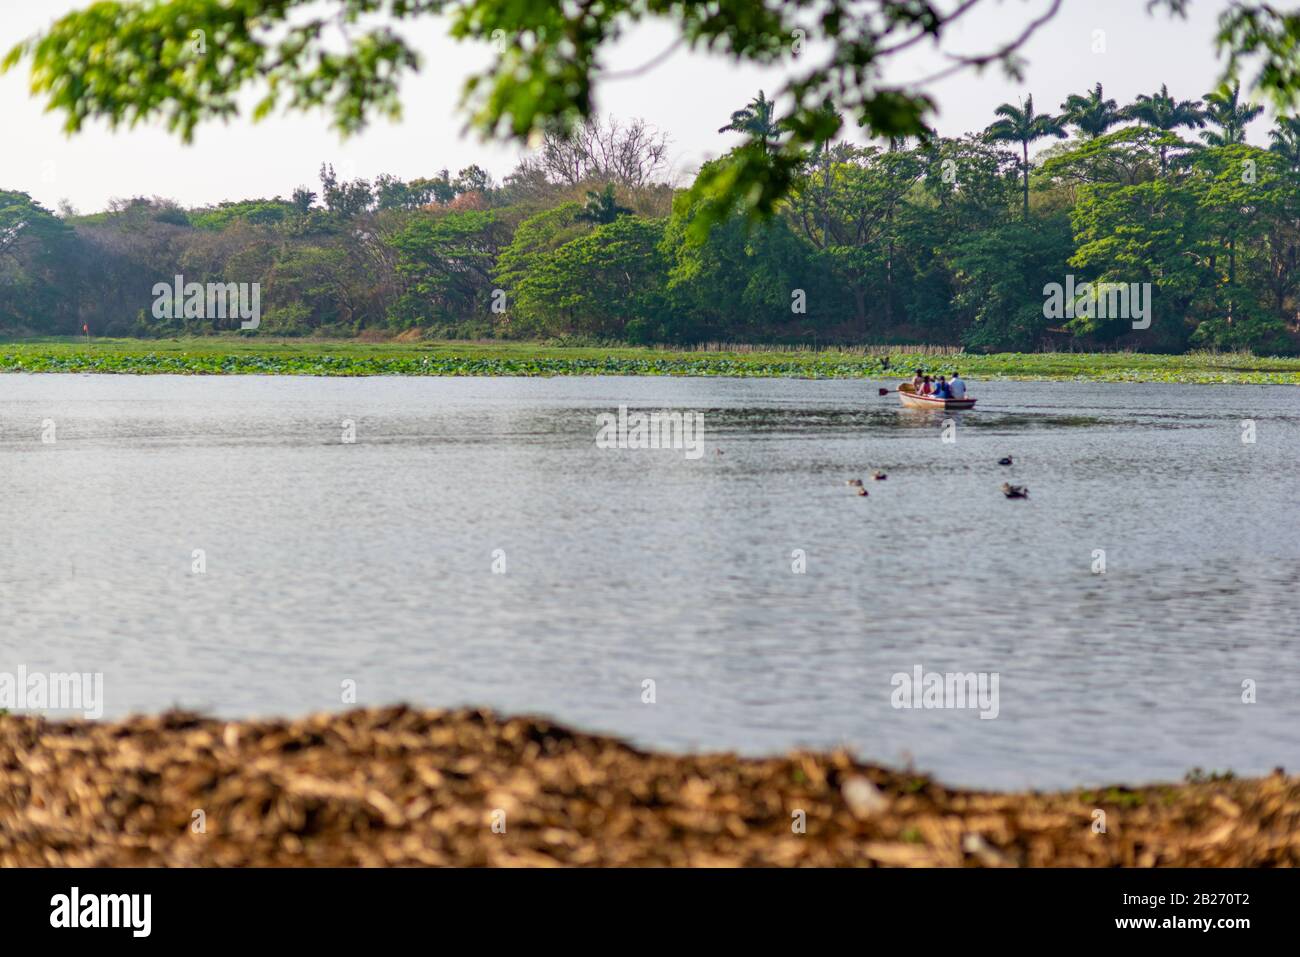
[1228,238,1236,324]
[851,285,867,334]
[822,150,832,242]
[886,206,894,327]
[1021,140,1030,218]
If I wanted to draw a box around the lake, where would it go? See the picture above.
[1,373,1296,789]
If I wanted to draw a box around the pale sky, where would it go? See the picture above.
[0,0,1262,213]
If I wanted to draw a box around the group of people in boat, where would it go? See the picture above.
[910,369,967,400]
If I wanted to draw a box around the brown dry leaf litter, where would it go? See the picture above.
[1,706,1296,867]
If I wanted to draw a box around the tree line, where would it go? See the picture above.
[3,86,1300,354]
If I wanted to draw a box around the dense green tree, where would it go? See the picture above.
[188,199,294,230]
[374,174,423,211]
[0,190,78,333]
[263,246,368,333]
[319,164,374,218]
[950,215,1073,351]
[452,165,494,196]
[919,136,1019,224]
[494,203,589,295]
[1,190,64,261]
[662,169,846,341]
[1188,145,1298,351]
[1124,84,1206,172]
[783,145,929,330]
[513,217,668,341]
[388,210,510,325]
[1040,127,1192,191]
[1068,176,1211,348]
[413,172,459,206]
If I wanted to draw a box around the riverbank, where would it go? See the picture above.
[2,706,1294,866]
[2,337,1298,383]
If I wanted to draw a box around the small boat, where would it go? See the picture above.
[896,382,977,410]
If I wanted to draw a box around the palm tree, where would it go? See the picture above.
[1268,116,1300,171]
[1060,83,1122,139]
[1200,81,1264,146]
[1123,84,1206,172]
[577,183,632,225]
[984,95,1068,218]
[718,91,781,154]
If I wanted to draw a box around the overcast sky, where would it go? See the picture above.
[0,0,1262,213]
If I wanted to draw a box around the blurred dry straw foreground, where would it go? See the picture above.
[1,706,1296,866]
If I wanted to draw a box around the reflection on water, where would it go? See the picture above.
[1,374,1297,789]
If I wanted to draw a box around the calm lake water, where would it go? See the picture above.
[1,373,1297,789]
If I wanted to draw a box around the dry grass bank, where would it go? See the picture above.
[1,707,1295,867]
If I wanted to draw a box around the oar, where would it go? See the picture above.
[878,387,897,396]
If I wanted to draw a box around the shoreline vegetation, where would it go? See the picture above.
[1,706,1295,867]
[2,338,1299,384]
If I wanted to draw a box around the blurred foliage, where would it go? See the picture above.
[16,1,1300,228]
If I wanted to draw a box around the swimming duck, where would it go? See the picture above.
[855,487,869,497]
[872,471,887,481]
[998,456,1014,466]
[1001,482,1028,499]
[846,478,864,487]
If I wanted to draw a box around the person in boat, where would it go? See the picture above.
[949,371,967,399]
[933,375,953,399]
[920,375,934,395]
[911,368,925,391]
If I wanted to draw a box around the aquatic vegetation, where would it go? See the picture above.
[2,338,1299,383]
[0,340,888,378]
